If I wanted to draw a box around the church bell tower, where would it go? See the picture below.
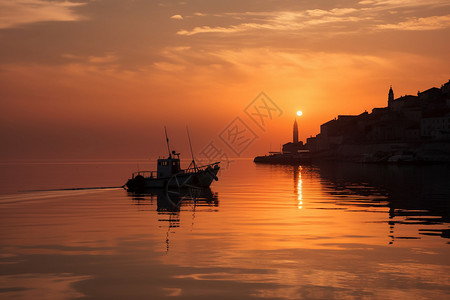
[293,119,299,143]
[388,85,394,107]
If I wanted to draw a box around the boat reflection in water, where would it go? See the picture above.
[291,162,450,244]
[1,160,449,299]
[128,187,219,251]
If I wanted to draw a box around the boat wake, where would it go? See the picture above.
[0,186,123,205]
[22,186,124,192]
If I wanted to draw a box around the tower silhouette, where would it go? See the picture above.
[388,85,394,106]
[293,119,299,143]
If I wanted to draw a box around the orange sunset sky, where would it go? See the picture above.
[0,0,449,160]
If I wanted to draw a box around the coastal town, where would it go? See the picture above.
[255,79,450,163]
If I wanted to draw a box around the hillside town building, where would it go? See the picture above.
[304,80,450,161]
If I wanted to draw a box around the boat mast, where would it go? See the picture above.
[164,126,172,158]
[186,126,197,169]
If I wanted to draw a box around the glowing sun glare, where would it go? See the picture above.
[297,110,303,116]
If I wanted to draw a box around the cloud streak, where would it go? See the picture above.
[359,0,449,8]
[378,15,450,30]
[177,1,450,36]
[0,0,85,29]
[177,9,369,36]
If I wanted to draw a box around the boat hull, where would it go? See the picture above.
[126,165,220,191]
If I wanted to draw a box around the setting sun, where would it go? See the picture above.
[0,0,448,160]
[0,1,449,298]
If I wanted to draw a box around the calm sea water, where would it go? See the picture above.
[0,159,449,299]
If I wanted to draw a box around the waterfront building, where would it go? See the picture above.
[305,79,450,161]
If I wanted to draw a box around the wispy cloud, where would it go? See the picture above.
[359,0,448,7]
[177,9,367,36]
[378,15,450,30]
[177,23,277,36]
[0,0,85,29]
[154,45,388,79]
[170,14,183,20]
[62,52,118,64]
[88,53,118,64]
[177,1,450,36]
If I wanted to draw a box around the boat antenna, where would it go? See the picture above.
[164,126,171,158]
[186,126,197,169]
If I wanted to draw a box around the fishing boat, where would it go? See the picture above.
[125,128,220,192]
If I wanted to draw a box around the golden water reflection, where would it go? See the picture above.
[1,160,449,299]
[293,166,303,209]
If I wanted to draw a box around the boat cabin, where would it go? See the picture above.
[157,151,181,178]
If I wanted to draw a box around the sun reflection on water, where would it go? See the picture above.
[294,166,303,209]
[1,160,450,300]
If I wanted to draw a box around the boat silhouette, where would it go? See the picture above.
[125,127,220,191]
